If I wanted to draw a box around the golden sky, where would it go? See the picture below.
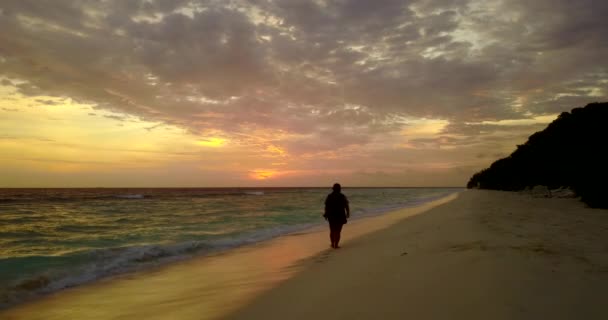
[0,0,606,187]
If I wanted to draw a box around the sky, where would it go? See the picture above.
[0,0,606,187]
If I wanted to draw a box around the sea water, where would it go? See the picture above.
[0,187,459,308]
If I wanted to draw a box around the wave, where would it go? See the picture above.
[112,194,144,199]
[243,191,264,196]
[0,194,146,203]
[0,189,277,203]
[0,222,317,310]
[349,191,457,220]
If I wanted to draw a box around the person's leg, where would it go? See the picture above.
[330,222,341,248]
[334,223,344,248]
[329,223,336,248]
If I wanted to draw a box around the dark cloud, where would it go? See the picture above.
[144,123,163,131]
[0,0,606,158]
[35,99,59,106]
[103,114,128,122]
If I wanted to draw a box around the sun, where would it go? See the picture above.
[249,169,278,180]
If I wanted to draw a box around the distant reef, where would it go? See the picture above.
[467,102,608,208]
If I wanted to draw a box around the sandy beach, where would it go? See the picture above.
[226,190,608,320]
[2,190,608,319]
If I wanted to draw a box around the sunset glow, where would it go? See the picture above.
[250,170,280,180]
[0,1,606,187]
[196,138,227,148]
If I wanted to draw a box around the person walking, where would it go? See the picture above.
[323,183,350,248]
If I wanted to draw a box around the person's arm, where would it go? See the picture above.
[345,196,350,219]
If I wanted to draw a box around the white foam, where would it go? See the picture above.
[113,194,144,199]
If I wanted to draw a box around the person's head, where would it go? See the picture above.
[332,183,341,192]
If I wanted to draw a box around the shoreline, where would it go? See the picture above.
[226,190,608,320]
[0,192,458,319]
[5,190,605,320]
[0,189,458,311]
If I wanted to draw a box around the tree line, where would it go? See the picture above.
[467,102,608,208]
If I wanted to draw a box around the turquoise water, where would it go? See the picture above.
[0,187,460,308]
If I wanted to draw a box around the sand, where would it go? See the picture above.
[2,190,608,319]
[225,190,608,320]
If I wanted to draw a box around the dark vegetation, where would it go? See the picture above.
[467,102,608,208]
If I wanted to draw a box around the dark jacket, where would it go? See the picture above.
[324,192,349,224]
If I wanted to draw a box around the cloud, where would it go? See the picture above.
[0,135,55,142]
[103,114,128,122]
[35,99,59,106]
[144,123,164,131]
[0,0,606,185]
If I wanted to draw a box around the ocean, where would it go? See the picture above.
[0,187,460,308]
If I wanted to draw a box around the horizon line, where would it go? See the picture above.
[0,186,466,189]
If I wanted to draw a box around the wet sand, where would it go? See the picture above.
[0,193,456,319]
